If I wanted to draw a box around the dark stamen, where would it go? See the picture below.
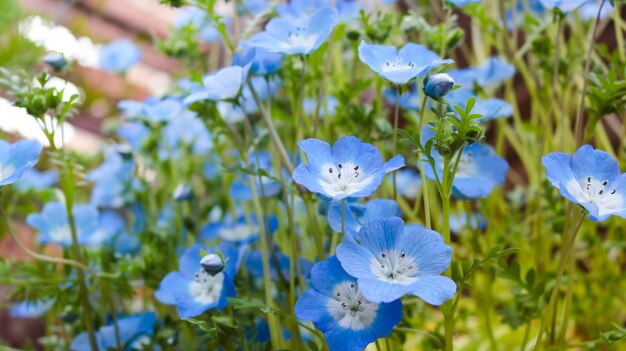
[329,168,333,173]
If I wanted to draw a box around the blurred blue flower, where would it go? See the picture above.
[446,0,482,7]
[201,213,278,244]
[99,38,141,73]
[327,199,400,235]
[86,210,127,248]
[424,73,455,100]
[293,136,405,201]
[184,65,250,104]
[14,168,58,193]
[449,212,487,235]
[118,122,150,152]
[71,312,157,351]
[295,256,403,351]
[173,183,193,202]
[539,0,588,12]
[578,1,614,21]
[240,0,269,13]
[161,111,213,159]
[88,148,135,208]
[9,299,54,318]
[246,248,313,282]
[336,217,456,304]
[420,127,509,199]
[448,56,515,89]
[174,6,222,42]
[247,7,338,55]
[303,96,338,118]
[0,139,43,187]
[232,45,283,76]
[27,202,100,248]
[230,151,282,201]
[358,40,453,85]
[446,88,513,121]
[276,0,332,20]
[155,243,238,318]
[542,145,626,221]
[383,84,423,111]
[395,168,422,198]
[143,97,184,123]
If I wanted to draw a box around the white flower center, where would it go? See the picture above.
[382,58,418,72]
[566,176,623,217]
[326,281,378,331]
[285,26,316,48]
[369,250,419,285]
[219,223,252,241]
[189,269,224,305]
[318,161,373,197]
[0,164,15,182]
[454,152,479,178]
[50,224,72,243]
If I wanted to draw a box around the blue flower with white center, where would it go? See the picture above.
[383,84,423,111]
[232,45,283,76]
[9,299,54,318]
[327,199,400,235]
[88,148,135,208]
[303,95,339,118]
[394,168,422,199]
[246,7,338,55]
[358,40,453,85]
[446,0,482,7]
[292,136,405,202]
[230,151,282,201]
[184,65,251,105]
[448,56,515,89]
[0,139,43,188]
[99,38,141,73]
[420,127,509,199]
[449,212,487,235]
[295,256,403,351]
[542,145,626,221]
[446,88,513,121]
[27,202,100,248]
[71,312,156,351]
[174,6,223,43]
[14,168,58,193]
[201,212,279,244]
[246,248,313,283]
[336,217,456,304]
[155,243,238,318]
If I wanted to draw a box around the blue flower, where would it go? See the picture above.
[539,0,588,12]
[201,212,279,244]
[293,136,405,202]
[155,243,238,318]
[86,210,127,248]
[449,212,487,235]
[161,111,213,159]
[303,96,339,118]
[246,7,338,55]
[88,148,135,208]
[446,0,482,7]
[142,97,184,123]
[448,56,515,89]
[542,145,626,221]
[118,122,150,152]
[174,7,223,42]
[383,84,423,111]
[327,199,400,235]
[295,256,403,351]
[9,299,54,318]
[0,139,43,187]
[578,1,614,21]
[99,38,141,73]
[424,73,455,100]
[276,0,332,20]
[246,248,313,282]
[446,88,513,121]
[240,0,269,13]
[394,168,422,198]
[71,312,157,351]
[420,127,508,198]
[230,151,282,201]
[14,168,58,192]
[358,40,453,85]
[232,45,283,76]
[336,217,456,304]
[27,202,100,248]
[184,65,250,104]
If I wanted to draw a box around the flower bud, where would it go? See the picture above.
[173,183,192,201]
[424,73,455,100]
[200,254,224,275]
[43,53,68,72]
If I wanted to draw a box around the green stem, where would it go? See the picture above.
[417,95,432,229]
[392,89,401,200]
